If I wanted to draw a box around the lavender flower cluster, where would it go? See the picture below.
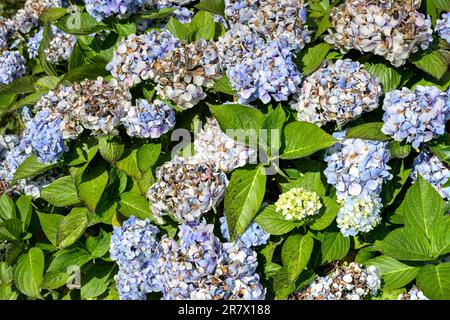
[324,133,392,236]
[325,0,433,67]
[0,50,26,85]
[292,262,381,300]
[110,216,265,300]
[411,151,450,199]
[85,0,146,22]
[290,59,381,127]
[435,12,450,44]
[381,86,449,149]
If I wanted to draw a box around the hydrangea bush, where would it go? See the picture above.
[0,0,449,301]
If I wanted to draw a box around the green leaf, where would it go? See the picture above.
[315,14,331,39]
[280,172,326,197]
[281,234,314,281]
[281,122,336,160]
[40,176,80,207]
[410,46,450,80]
[401,175,446,238]
[118,192,153,220]
[136,7,176,20]
[166,17,191,40]
[254,205,297,235]
[62,63,109,82]
[224,165,267,239]
[0,76,38,96]
[0,219,22,242]
[41,271,69,290]
[380,159,411,206]
[47,247,92,273]
[38,213,64,246]
[81,265,115,299]
[39,23,57,76]
[0,262,13,285]
[77,165,109,212]
[345,122,391,141]
[98,135,125,164]
[16,195,32,231]
[0,193,16,221]
[56,208,89,249]
[34,76,60,91]
[86,230,111,258]
[137,143,161,172]
[54,12,110,35]
[310,197,340,231]
[13,248,44,299]
[375,228,434,261]
[428,134,450,165]
[388,141,411,159]
[39,7,68,23]
[296,43,330,76]
[0,285,18,300]
[417,263,450,299]
[13,155,57,182]
[428,215,450,258]
[195,0,226,16]
[191,11,215,40]
[209,104,265,145]
[321,231,350,264]
[273,268,296,300]
[365,62,401,92]
[433,0,450,10]
[262,105,286,157]
[212,74,236,95]
[116,149,141,180]
[366,256,419,289]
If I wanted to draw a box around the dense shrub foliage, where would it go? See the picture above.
[0,0,449,300]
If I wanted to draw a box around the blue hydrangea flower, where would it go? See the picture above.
[227,38,302,104]
[107,30,179,87]
[336,195,383,237]
[381,86,449,149]
[27,28,43,59]
[121,99,176,139]
[0,51,26,85]
[435,12,450,44]
[411,151,450,199]
[21,110,68,164]
[219,216,269,248]
[324,134,392,201]
[85,0,145,21]
[110,216,161,300]
[0,17,13,51]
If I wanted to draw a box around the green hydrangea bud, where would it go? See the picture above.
[275,187,322,221]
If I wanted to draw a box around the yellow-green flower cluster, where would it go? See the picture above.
[275,187,322,221]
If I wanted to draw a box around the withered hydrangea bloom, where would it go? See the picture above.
[147,157,229,223]
[325,0,433,67]
[290,59,381,127]
[194,118,254,172]
[291,263,381,300]
[74,77,131,135]
[149,39,221,109]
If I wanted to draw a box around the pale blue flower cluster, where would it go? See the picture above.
[106,31,179,87]
[21,109,68,164]
[110,217,265,300]
[226,36,302,104]
[27,26,76,62]
[121,99,176,138]
[336,195,383,237]
[0,51,26,85]
[0,17,12,50]
[219,216,269,248]
[435,12,450,44]
[411,151,450,200]
[110,216,161,300]
[324,135,392,201]
[324,133,392,236]
[85,0,145,21]
[381,86,450,149]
